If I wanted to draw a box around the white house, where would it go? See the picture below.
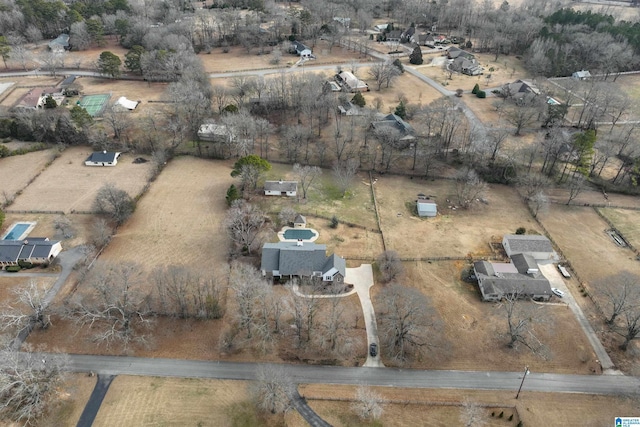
[291,41,312,58]
[197,123,234,143]
[336,71,369,92]
[85,151,121,166]
[502,234,558,264]
[264,180,297,197]
[0,238,62,270]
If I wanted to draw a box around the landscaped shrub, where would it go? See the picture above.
[330,215,339,229]
[472,83,480,94]
[508,414,514,421]
[515,227,526,235]
[476,90,486,98]
[499,411,504,418]
[18,260,34,269]
[5,265,21,272]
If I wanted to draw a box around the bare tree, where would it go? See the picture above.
[529,191,549,218]
[293,164,322,199]
[223,200,266,255]
[566,174,586,205]
[102,102,132,142]
[0,280,51,338]
[332,158,359,197]
[88,217,113,249]
[376,250,403,284]
[498,292,549,357]
[93,183,135,226]
[229,262,271,340]
[455,168,488,209]
[376,284,446,364]
[517,172,551,200]
[351,386,384,421]
[278,206,297,227]
[53,215,74,239]
[368,61,400,91]
[460,398,487,427]
[152,265,224,320]
[38,50,65,77]
[0,346,67,425]
[596,272,640,325]
[10,46,33,71]
[251,365,294,414]
[65,261,152,349]
[616,307,640,351]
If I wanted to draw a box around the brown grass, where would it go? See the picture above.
[9,146,153,213]
[297,384,638,427]
[373,176,542,258]
[0,149,56,203]
[39,373,96,427]
[598,207,640,250]
[359,68,445,111]
[92,376,249,427]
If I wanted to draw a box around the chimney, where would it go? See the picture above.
[296,239,303,247]
[103,150,107,154]
[279,179,283,184]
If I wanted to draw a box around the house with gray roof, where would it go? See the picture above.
[502,234,557,263]
[0,238,62,270]
[48,34,69,52]
[85,151,121,166]
[264,180,297,197]
[371,113,415,142]
[261,241,345,284]
[473,253,552,302]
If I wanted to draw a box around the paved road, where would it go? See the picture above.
[539,264,616,372]
[76,375,115,427]
[61,353,640,396]
[290,388,332,427]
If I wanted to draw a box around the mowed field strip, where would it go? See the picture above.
[0,148,56,202]
[92,377,248,427]
[9,146,152,213]
[99,157,234,270]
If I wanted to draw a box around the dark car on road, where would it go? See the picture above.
[369,343,378,357]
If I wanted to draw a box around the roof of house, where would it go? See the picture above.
[48,34,69,49]
[338,71,367,89]
[0,239,59,263]
[60,75,77,87]
[17,87,59,108]
[294,214,306,224]
[86,151,120,163]
[511,253,538,274]
[372,113,414,135]
[417,200,437,215]
[573,70,591,78]
[261,242,343,276]
[264,180,297,192]
[473,260,552,297]
[448,47,473,59]
[292,41,311,52]
[387,30,402,39]
[504,79,540,97]
[503,234,554,254]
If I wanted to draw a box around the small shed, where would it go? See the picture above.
[291,41,312,58]
[572,70,591,80]
[85,151,121,167]
[293,214,307,228]
[417,200,437,217]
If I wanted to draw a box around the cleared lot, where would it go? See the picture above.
[374,177,542,258]
[9,146,153,213]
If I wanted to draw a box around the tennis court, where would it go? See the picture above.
[78,94,110,117]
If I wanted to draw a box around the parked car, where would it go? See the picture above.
[369,343,378,357]
[551,288,565,298]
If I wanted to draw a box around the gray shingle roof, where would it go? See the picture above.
[261,242,345,278]
[294,214,306,225]
[511,253,538,274]
[504,235,553,254]
[0,239,59,262]
[86,151,119,163]
[264,181,297,192]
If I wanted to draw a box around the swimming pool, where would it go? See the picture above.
[1,222,36,240]
[283,229,317,240]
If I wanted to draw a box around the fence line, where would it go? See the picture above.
[4,209,64,215]
[593,207,640,257]
[369,171,386,251]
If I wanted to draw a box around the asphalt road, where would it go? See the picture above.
[62,353,640,396]
[76,375,115,427]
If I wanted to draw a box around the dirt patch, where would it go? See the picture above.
[373,176,541,258]
[0,149,57,203]
[92,376,249,427]
[9,146,153,213]
[297,384,638,427]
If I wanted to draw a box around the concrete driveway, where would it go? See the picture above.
[538,263,616,373]
[345,264,384,367]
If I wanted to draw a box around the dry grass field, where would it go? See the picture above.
[598,207,640,249]
[0,276,55,306]
[546,187,640,208]
[373,176,541,258]
[38,373,96,427]
[396,261,597,374]
[98,156,233,269]
[9,146,153,213]
[359,68,445,111]
[538,205,640,283]
[92,377,250,427]
[0,148,56,203]
[294,384,638,427]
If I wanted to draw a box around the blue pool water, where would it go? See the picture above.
[3,223,30,240]
[283,229,316,240]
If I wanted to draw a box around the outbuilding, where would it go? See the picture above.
[85,151,121,166]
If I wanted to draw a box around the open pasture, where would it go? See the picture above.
[9,146,153,213]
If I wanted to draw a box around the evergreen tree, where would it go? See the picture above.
[394,101,407,119]
[351,92,366,107]
[409,46,423,65]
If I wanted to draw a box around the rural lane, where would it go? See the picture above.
[60,353,640,396]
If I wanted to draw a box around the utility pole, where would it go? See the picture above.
[515,366,530,399]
